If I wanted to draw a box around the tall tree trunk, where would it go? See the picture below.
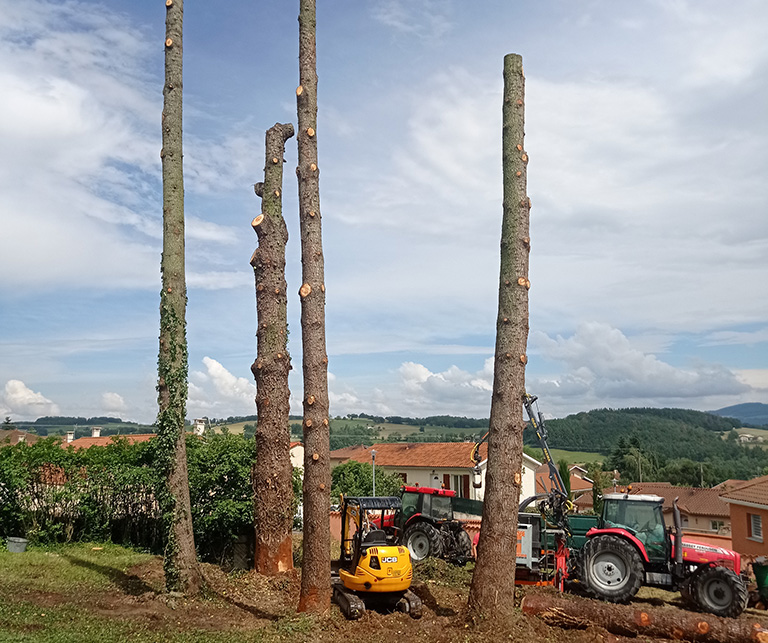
[468,53,530,616]
[250,122,295,575]
[156,0,201,596]
[295,0,331,614]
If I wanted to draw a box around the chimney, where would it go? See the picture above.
[91,427,102,438]
[66,431,75,443]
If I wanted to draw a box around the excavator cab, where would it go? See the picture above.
[332,495,422,620]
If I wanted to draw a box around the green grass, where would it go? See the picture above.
[547,448,604,464]
[0,543,314,643]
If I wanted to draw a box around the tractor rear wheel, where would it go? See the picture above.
[404,522,443,561]
[580,534,644,603]
[691,566,748,618]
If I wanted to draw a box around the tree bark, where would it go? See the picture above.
[295,0,331,614]
[156,0,201,596]
[521,593,768,643]
[468,53,530,616]
[251,122,295,575]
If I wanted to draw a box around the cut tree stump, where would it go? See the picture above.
[521,592,768,643]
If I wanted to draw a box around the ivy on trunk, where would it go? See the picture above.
[156,0,202,596]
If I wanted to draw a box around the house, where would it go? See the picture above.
[719,474,768,559]
[533,463,593,508]
[0,429,40,446]
[290,441,304,469]
[65,433,156,450]
[329,442,541,502]
[576,481,733,547]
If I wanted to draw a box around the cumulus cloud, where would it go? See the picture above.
[528,323,752,412]
[396,359,494,417]
[2,380,60,419]
[101,392,127,414]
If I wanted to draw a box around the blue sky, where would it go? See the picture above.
[1,0,766,423]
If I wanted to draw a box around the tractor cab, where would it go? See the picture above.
[399,486,456,525]
[600,494,668,562]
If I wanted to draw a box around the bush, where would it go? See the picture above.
[0,432,302,565]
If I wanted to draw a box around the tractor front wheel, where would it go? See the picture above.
[691,566,748,618]
[404,522,443,561]
[580,534,644,603]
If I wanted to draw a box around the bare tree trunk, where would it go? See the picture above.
[295,0,331,614]
[156,0,201,596]
[468,53,530,616]
[250,122,295,575]
[521,593,768,643]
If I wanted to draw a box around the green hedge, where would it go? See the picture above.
[0,433,298,564]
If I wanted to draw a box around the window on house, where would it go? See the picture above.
[749,513,763,542]
[398,472,407,483]
[710,520,724,532]
[452,475,470,498]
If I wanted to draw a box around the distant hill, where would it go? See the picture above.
[711,403,768,427]
[533,407,739,456]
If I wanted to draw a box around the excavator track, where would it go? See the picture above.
[397,589,423,619]
[332,580,366,620]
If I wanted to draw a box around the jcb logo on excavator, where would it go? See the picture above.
[382,556,398,563]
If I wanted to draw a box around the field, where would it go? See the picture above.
[2,541,744,643]
[3,541,766,643]
[210,419,605,465]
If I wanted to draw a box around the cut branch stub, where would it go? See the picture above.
[165,0,173,6]
[519,354,528,364]
[307,395,316,405]
[251,214,265,230]
[299,283,312,298]
[312,452,319,461]
[165,38,173,47]
[296,85,303,96]
[272,157,279,165]
[517,277,527,286]
[306,127,315,137]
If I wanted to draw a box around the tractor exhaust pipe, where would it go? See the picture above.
[673,497,683,575]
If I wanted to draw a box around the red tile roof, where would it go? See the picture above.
[330,442,489,469]
[720,474,768,508]
[0,429,41,446]
[65,434,156,450]
[534,463,592,496]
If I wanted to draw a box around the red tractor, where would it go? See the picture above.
[578,492,748,618]
[387,486,474,564]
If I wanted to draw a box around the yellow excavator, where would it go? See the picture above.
[332,495,422,620]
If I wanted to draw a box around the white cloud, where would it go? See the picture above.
[2,380,60,419]
[396,359,494,417]
[101,392,127,414]
[529,322,752,410]
[371,0,452,41]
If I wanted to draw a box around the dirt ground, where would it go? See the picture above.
[11,552,767,643]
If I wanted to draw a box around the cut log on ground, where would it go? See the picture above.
[521,592,768,643]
